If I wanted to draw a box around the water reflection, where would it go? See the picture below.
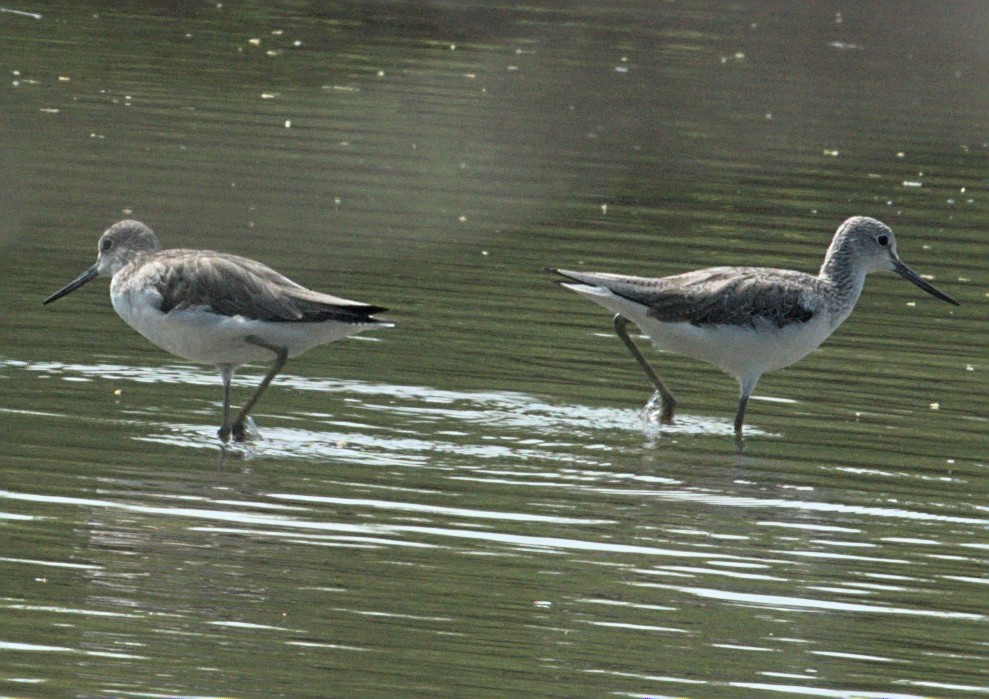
[3,356,766,455]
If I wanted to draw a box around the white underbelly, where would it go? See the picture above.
[640,314,834,380]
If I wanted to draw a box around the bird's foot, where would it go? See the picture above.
[644,391,676,427]
[218,417,258,443]
[231,416,259,442]
[659,399,676,424]
[733,430,746,453]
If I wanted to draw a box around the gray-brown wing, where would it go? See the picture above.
[552,267,817,328]
[154,251,386,323]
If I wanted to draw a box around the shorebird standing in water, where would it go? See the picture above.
[551,216,958,444]
[44,220,392,442]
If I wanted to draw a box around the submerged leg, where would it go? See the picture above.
[231,335,289,442]
[217,365,236,442]
[733,377,758,451]
[613,314,676,423]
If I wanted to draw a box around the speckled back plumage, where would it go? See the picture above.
[554,267,821,329]
[121,250,387,323]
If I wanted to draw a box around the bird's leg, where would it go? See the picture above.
[613,314,676,423]
[733,395,749,453]
[733,394,749,435]
[217,365,236,442]
[733,378,757,452]
[231,335,288,442]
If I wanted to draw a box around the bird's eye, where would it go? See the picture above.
[877,234,889,247]
[100,238,113,252]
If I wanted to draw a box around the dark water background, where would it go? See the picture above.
[1,2,987,697]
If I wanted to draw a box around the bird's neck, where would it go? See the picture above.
[818,245,867,322]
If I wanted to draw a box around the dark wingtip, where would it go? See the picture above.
[353,304,391,324]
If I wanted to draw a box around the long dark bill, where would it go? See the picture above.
[43,265,98,305]
[892,260,959,306]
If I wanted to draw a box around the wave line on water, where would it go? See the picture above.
[639,583,984,620]
[649,491,989,526]
[267,493,615,524]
